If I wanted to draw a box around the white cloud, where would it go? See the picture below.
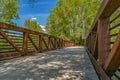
[40,25,46,32]
[42,28,46,32]
[40,25,45,28]
[32,17,37,20]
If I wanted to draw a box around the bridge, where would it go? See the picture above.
[0,0,120,80]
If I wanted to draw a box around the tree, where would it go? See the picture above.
[0,0,19,25]
[24,19,43,32]
[46,0,100,45]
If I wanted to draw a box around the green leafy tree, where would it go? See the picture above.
[24,19,43,32]
[0,0,19,25]
[46,0,100,45]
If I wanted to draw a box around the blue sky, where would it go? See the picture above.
[13,0,57,27]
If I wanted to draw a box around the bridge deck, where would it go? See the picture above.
[0,47,99,80]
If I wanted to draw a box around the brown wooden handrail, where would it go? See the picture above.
[0,22,75,60]
[85,0,120,80]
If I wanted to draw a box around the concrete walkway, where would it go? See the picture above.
[0,47,99,80]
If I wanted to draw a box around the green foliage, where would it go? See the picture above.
[24,19,43,32]
[0,0,19,25]
[110,9,120,45]
[46,0,100,45]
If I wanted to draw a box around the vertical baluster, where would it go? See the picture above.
[98,18,110,67]
[22,32,28,55]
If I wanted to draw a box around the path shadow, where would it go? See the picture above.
[0,47,99,80]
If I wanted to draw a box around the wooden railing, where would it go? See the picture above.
[0,22,74,60]
[85,0,120,80]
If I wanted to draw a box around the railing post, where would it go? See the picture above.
[93,33,98,60]
[62,39,64,48]
[48,36,51,50]
[59,39,62,48]
[59,39,61,48]
[39,34,43,52]
[54,38,57,49]
[91,32,95,55]
[87,33,92,53]
[22,32,28,55]
[98,18,110,67]
[89,33,92,53]
[64,41,66,47]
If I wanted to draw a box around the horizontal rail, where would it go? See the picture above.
[0,22,75,60]
[86,48,110,80]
